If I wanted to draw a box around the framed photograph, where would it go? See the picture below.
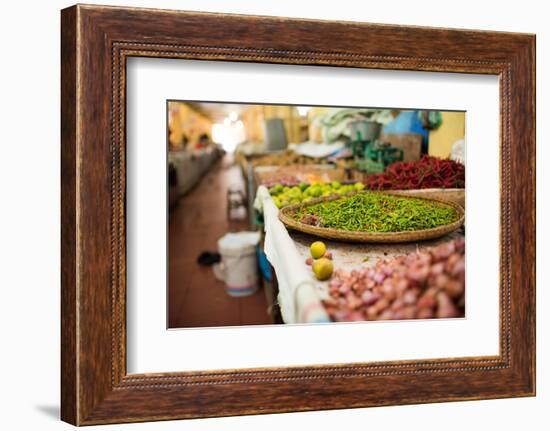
[61,4,536,425]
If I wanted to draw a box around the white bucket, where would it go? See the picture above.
[213,231,261,297]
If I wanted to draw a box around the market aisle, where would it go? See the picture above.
[168,154,272,328]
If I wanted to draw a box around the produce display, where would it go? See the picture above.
[291,193,460,233]
[255,152,466,323]
[322,238,465,321]
[261,173,302,187]
[363,155,465,190]
[251,151,320,167]
[269,181,365,208]
[258,165,346,187]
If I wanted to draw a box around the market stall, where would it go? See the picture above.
[252,152,466,325]
[166,100,467,329]
[255,185,465,324]
[169,146,220,197]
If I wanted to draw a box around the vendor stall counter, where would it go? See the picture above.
[255,186,464,325]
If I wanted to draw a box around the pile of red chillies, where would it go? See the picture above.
[363,155,465,190]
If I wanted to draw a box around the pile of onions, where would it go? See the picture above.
[323,238,465,321]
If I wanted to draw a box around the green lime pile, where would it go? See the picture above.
[269,181,365,209]
[292,192,460,233]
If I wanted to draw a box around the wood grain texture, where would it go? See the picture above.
[60,4,536,425]
[60,5,78,425]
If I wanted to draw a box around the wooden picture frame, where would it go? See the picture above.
[61,4,535,425]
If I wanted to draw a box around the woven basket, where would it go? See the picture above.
[389,188,465,208]
[278,191,465,243]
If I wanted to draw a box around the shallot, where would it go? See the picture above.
[322,238,465,322]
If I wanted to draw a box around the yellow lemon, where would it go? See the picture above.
[310,241,327,259]
[312,257,333,281]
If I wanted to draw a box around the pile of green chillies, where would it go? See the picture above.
[292,193,459,233]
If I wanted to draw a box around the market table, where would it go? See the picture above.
[255,186,465,324]
[169,147,219,197]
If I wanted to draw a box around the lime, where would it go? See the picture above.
[289,187,302,198]
[312,257,333,281]
[310,241,327,259]
[310,186,322,198]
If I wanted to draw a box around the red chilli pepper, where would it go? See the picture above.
[363,156,465,191]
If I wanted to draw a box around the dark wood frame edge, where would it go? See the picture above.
[61,4,535,426]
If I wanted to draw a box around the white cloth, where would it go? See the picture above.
[293,141,344,159]
[255,186,330,324]
[450,139,465,164]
